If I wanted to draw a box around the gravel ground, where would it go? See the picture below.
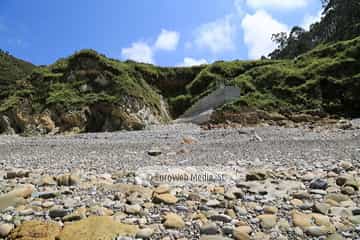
[0,122,359,174]
[1,121,360,240]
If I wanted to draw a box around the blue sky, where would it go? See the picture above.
[0,0,322,66]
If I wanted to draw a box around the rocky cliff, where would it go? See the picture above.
[0,50,177,135]
[1,36,360,135]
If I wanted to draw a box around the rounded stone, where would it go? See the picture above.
[206,199,221,208]
[233,226,252,240]
[154,185,170,194]
[136,227,154,239]
[257,214,277,229]
[163,213,185,229]
[0,223,14,238]
[309,179,328,190]
[49,207,69,218]
[246,170,268,181]
[264,206,278,214]
[148,149,162,156]
[209,214,232,223]
[200,222,219,235]
[124,204,142,215]
[305,226,333,237]
[153,193,178,204]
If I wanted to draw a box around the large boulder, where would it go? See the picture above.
[8,221,61,240]
[56,216,139,240]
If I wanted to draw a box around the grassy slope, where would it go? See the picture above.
[1,36,360,121]
[177,36,360,118]
[0,50,204,118]
[218,37,360,117]
[0,51,35,100]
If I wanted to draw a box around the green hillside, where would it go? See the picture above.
[219,37,360,117]
[0,35,359,135]
[0,50,35,99]
[172,36,360,118]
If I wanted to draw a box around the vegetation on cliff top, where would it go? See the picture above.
[0,49,205,119]
[270,0,360,59]
[0,50,35,100]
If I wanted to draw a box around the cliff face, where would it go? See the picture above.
[0,50,174,135]
[1,36,360,135]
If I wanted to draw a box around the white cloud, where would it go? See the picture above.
[302,9,323,30]
[246,0,309,10]
[121,42,154,64]
[154,29,180,51]
[195,16,236,54]
[241,10,288,59]
[178,57,208,67]
[122,29,180,64]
